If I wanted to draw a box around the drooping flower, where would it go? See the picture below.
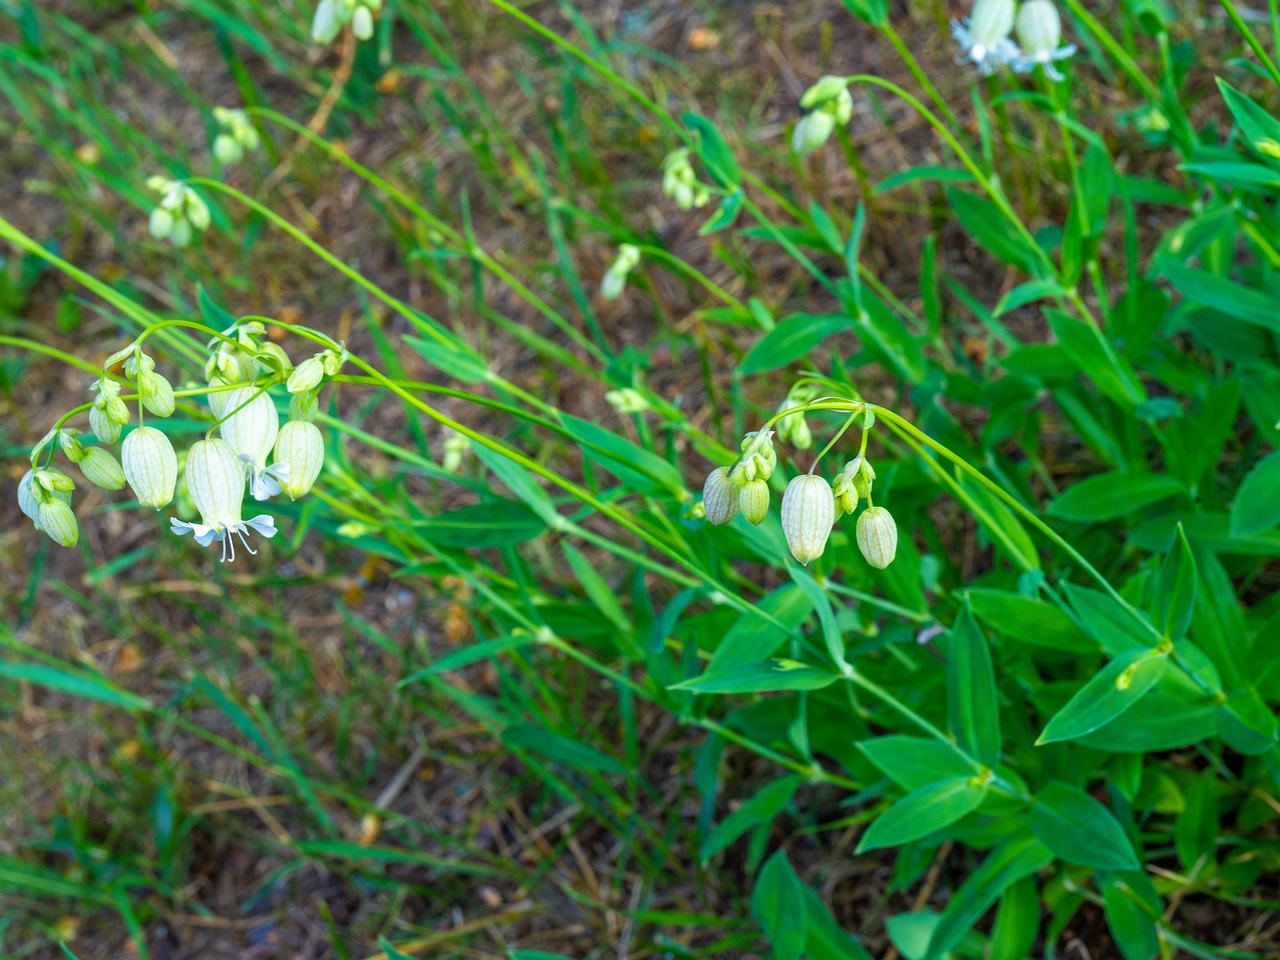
[171,438,277,561]
[19,468,72,534]
[739,479,770,525]
[702,466,740,525]
[122,426,177,509]
[780,474,835,565]
[273,421,324,500]
[219,386,290,501]
[661,149,711,210]
[125,351,176,417]
[89,378,130,443]
[856,505,898,569]
[1011,0,1076,82]
[601,245,642,300]
[793,76,854,156]
[951,0,1019,75]
[212,107,261,165]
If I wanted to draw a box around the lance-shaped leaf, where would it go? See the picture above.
[1037,647,1169,744]
[856,776,988,852]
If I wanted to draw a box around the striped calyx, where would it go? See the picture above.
[856,506,898,569]
[702,466,740,526]
[122,426,177,509]
[273,421,324,500]
[780,474,835,566]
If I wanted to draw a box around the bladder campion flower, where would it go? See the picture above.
[951,0,1019,75]
[781,474,836,565]
[793,76,854,156]
[122,426,178,509]
[89,378,130,443]
[147,177,211,248]
[702,466,740,525]
[171,438,277,561]
[212,107,261,165]
[739,479,771,525]
[1012,0,1076,82]
[273,421,324,500]
[661,149,711,210]
[219,386,291,501]
[856,505,898,569]
[601,245,642,300]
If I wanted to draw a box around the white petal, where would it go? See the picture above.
[245,514,278,539]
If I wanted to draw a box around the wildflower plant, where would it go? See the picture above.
[6,0,1280,955]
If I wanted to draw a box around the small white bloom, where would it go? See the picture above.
[702,466,740,526]
[312,0,342,43]
[273,420,324,500]
[219,386,283,500]
[601,244,642,301]
[605,388,650,414]
[172,438,277,561]
[951,0,1019,75]
[122,426,177,509]
[1011,0,1076,82]
[780,474,835,565]
[352,3,373,38]
[661,149,710,210]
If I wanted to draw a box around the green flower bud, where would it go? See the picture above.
[740,479,770,525]
[38,498,79,547]
[122,426,177,509]
[214,134,243,165]
[78,447,127,490]
[219,386,279,472]
[169,216,193,248]
[856,505,897,569]
[287,355,326,394]
[441,430,468,473]
[702,466,740,525]
[20,470,72,533]
[184,188,211,230]
[605,388,650,414]
[149,206,174,240]
[352,4,373,38]
[273,420,325,500]
[140,369,176,417]
[35,468,75,493]
[59,429,86,462]
[602,244,642,301]
[780,474,835,565]
[792,110,837,156]
[289,389,320,424]
[259,342,293,376]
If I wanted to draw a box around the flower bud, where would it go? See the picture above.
[856,505,898,569]
[287,355,326,394]
[312,0,341,43]
[738,430,777,482]
[605,388,649,414]
[122,426,177,509]
[139,369,176,417]
[59,430,86,462]
[169,216,193,248]
[273,421,324,500]
[219,386,279,468]
[740,479,770,525]
[322,347,347,376]
[184,188,211,230]
[353,3,373,38]
[18,469,42,525]
[1016,0,1061,54]
[259,342,293,376]
[35,468,75,493]
[792,110,837,156]
[602,245,641,300]
[780,474,835,565]
[702,466,740,525]
[38,498,79,547]
[214,134,243,165]
[149,207,174,240]
[78,447,127,490]
[90,378,131,443]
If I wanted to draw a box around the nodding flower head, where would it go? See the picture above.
[273,420,324,500]
[736,429,777,483]
[19,468,73,536]
[146,177,210,247]
[702,466,740,526]
[219,386,290,501]
[1012,0,1076,82]
[775,386,818,450]
[124,351,175,418]
[951,0,1019,75]
[856,505,898,569]
[122,426,177,510]
[601,245,642,301]
[171,438,277,562]
[780,473,836,566]
[212,107,261,165]
[833,456,876,517]
[661,149,711,210]
[793,77,853,156]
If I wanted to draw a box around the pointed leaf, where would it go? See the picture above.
[857,776,988,852]
[1037,648,1169,744]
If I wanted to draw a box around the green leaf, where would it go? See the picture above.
[791,566,845,669]
[856,776,988,852]
[947,603,1001,768]
[563,543,631,634]
[1179,160,1280,186]
[965,588,1096,653]
[1217,687,1279,754]
[1175,769,1219,873]
[740,313,853,374]
[1158,256,1280,331]
[1046,310,1146,407]
[416,499,544,547]
[1031,781,1139,870]
[802,883,874,960]
[699,188,744,235]
[399,635,532,686]
[701,775,803,863]
[404,335,489,383]
[856,736,978,790]
[1153,524,1196,643]
[706,584,810,672]
[1216,78,1280,168]
[947,188,1046,276]
[472,443,560,526]
[839,0,888,26]
[988,877,1039,960]
[875,165,975,194]
[1230,451,1280,536]
[752,851,806,960]
[1100,871,1162,960]
[682,112,741,187]
[501,724,628,774]
[1076,668,1219,752]
[297,841,500,876]
[1047,472,1186,523]
[1063,583,1155,655]
[1036,648,1169,744]
[561,414,685,498]
[0,660,151,712]
[993,278,1068,317]
[923,834,1054,960]
[671,660,841,694]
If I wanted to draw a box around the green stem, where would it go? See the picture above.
[1221,0,1280,91]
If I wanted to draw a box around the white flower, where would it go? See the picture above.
[951,0,1019,75]
[273,421,324,500]
[702,466,740,526]
[219,386,288,501]
[1011,0,1076,82]
[780,474,835,565]
[661,149,710,210]
[605,388,650,414]
[312,0,342,43]
[122,426,177,509]
[601,244,642,300]
[793,77,853,156]
[171,438,277,561]
[89,378,130,443]
[19,469,72,533]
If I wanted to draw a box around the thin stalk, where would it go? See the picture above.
[1220,0,1280,90]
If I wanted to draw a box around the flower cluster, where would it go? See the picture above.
[313,0,382,43]
[18,323,341,562]
[952,0,1076,80]
[699,396,898,570]
[213,107,262,165]
[147,178,211,248]
[661,149,711,210]
[793,76,855,156]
